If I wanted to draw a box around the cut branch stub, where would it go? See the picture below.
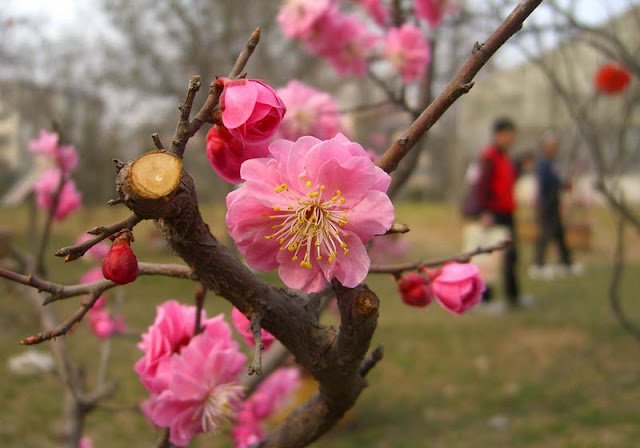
[116,151,183,219]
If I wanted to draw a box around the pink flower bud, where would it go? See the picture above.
[397,272,432,307]
[219,78,286,143]
[431,263,485,315]
[206,125,269,184]
[102,233,138,285]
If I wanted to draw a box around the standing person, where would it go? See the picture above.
[529,131,580,278]
[476,118,521,308]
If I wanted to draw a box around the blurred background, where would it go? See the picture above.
[1,0,640,447]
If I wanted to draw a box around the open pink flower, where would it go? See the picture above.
[220,79,286,143]
[384,24,431,83]
[142,317,246,447]
[359,0,389,26]
[75,234,110,262]
[277,0,335,38]
[276,81,342,141]
[397,272,433,307]
[431,263,485,315]
[415,0,456,28]
[87,309,126,338]
[226,133,394,293]
[232,368,300,448]
[206,125,270,184]
[34,169,82,221]
[135,300,220,394]
[231,307,276,351]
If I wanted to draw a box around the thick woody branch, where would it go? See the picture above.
[55,214,142,262]
[376,0,543,173]
[369,239,512,275]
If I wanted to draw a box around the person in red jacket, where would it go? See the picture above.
[476,117,520,308]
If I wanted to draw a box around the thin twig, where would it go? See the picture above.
[151,133,165,150]
[193,285,207,335]
[55,214,142,262]
[369,239,512,275]
[376,0,543,173]
[359,345,384,378]
[384,222,410,235]
[156,429,172,448]
[34,170,67,274]
[247,312,264,376]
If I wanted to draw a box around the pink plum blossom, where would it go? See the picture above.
[34,169,82,221]
[384,24,431,83]
[231,307,276,351]
[369,234,410,264]
[219,78,286,143]
[79,437,93,448]
[226,133,394,293]
[415,0,456,28]
[87,309,126,338]
[277,0,335,38]
[232,368,301,448]
[75,234,110,262]
[275,80,342,141]
[135,300,222,394]
[141,316,246,447]
[28,129,78,173]
[79,267,106,309]
[431,263,485,315]
[206,125,270,184]
[359,0,390,26]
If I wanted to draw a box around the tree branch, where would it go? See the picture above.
[369,239,512,275]
[247,311,264,376]
[376,0,543,173]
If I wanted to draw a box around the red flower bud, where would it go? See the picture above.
[102,232,138,285]
[594,63,631,95]
[397,272,432,307]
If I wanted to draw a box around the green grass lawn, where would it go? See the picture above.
[1,202,639,447]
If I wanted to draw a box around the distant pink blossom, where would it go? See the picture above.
[226,133,394,293]
[231,307,276,351]
[220,78,286,143]
[276,81,342,141]
[431,263,485,315]
[75,234,110,262]
[206,125,270,184]
[34,169,82,221]
[79,437,93,448]
[358,0,389,26]
[384,24,431,83]
[414,0,456,28]
[368,234,411,264]
[79,267,106,309]
[135,300,219,394]
[87,309,126,338]
[141,316,246,446]
[57,145,79,173]
[232,368,301,448]
[28,129,78,173]
[277,0,335,38]
[397,272,432,307]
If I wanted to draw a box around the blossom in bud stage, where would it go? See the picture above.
[414,0,456,28]
[275,81,342,141]
[75,234,110,262]
[431,263,485,315]
[594,63,632,94]
[232,368,301,448]
[34,169,82,221]
[28,129,79,173]
[102,233,138,285]
[358,0,389,26]
[397,272,433,307]
[226,133,394,293]
[206,125,270,184]
[141,316,246,447]
[231,307,276,350]
[384,24,431,84]
[135,300,213,393]
[277,0,335,38]
[87,309,126,338]
[219,78,286,143]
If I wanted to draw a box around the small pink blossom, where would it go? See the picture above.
[75,234,110,262]
[231,307,276,351]
[79,437,93,448]
[141,316,246,447]
[277,0,335,38]
[414,0,456,28]
[220,79,286,143]
[384,24,431,83]
[359,0,390,26]
[206,125,270,184]
[276,81,342,141]
[232,368,301,448]
[34,169,82,221]
[369,235,410,264]
[226,133,394,293]
[135,300,219,394]
[28,129,78,173]
[79,267,106,309]
[431,263,485,315]
[87,309,126,338]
